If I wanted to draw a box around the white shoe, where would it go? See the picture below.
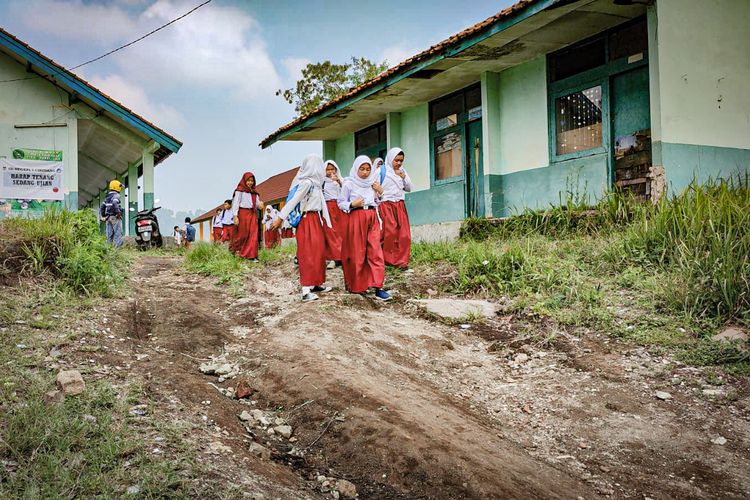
[302,292,319,302]
[326,261,335,269]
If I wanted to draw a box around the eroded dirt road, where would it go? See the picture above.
[79,255,750,499]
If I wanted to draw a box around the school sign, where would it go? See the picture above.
[0,156,64,201]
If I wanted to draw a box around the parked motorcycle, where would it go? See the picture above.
[134,206,163,250]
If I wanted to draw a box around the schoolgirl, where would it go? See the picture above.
[220,199,235,242]
[379,147,412,269]
[211,207,224,243]
[263,206,282,249]
[322,160,344,265]
[271,154,333,302]
[337,155,391,301]
[230,172,264,261]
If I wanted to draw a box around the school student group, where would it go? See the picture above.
[214,148,412,302]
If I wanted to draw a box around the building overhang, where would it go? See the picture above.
[260,0,647,148]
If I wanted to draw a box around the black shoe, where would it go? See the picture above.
[311,285,332,293]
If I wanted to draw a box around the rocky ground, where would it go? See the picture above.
[40,254,750,498]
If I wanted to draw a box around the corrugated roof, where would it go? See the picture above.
[260,0,545,148]
[0,27,182,157]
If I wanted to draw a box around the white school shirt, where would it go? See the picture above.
[231,191,261,217]
[381,171,412,202]
[337,182,380,212]
[277,179,324,220]
[220,208,234,225]
[322,177,342,201]
[211,214,223,228]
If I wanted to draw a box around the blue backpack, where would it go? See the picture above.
[284,183,311,229]
[185,224,196,242]
[379,165,387,185]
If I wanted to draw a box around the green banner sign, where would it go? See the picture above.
[12,148,63,161]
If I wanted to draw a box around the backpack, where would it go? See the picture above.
[185,224,196,242]
[99,191,119,218]
[379,164,387,185]
[284,183,311,229]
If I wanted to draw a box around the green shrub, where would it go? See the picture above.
[184,242,248,285]
[2,208,124,296]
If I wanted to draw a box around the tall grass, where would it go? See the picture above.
[184,242,248,285]
[1,208,124,296]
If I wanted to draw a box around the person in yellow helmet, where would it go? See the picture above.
[100,179,124,247]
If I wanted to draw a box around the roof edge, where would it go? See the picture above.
[260,0,556,149]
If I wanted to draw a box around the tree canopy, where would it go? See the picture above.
[277,57,389,117]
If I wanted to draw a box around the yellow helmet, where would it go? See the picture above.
[109,180,122,192]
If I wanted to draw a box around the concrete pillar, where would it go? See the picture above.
[386,112,402,150]
[481,71,502,217]
[127,161,139,235]
[142,142,159,209]
[322,140,336,161]
[199,221,205,241]
[64,115,79,210]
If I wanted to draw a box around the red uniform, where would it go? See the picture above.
[231,208,259,259]
[222,224,235,242]
[379,200,411,268]
[323,199,343,261]
[212,226,223,242]
[341,209,384,293]
[296,212,326,286]
[265,228,281,249]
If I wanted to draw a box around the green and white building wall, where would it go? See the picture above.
[0,27,182,235]
[263,0,749,240]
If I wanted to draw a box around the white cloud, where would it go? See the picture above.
[381,44,420,68]
[89,74,186,130]
[12,0,282,100]
[281,57,311,84]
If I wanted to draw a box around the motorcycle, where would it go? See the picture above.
[134,206,163,250]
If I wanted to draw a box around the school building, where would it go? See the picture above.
[0,27,182,234]
[261,0,750,239]
[190,166,299,241]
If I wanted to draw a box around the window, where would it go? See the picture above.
[548,18,647,161]
[429,84,481,182]
[555,86,602,155]
[355,121,386,160]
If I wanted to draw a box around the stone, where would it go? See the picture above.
[655,391,672,400]
[248,442,271,460]
[126,485,140,495]
[712,327,748,343]
[702,389,725,397]
[83,414,97,424]
[239,411,253,422]
[44,390,63,405]
[251,409,271,426]
[514,353,529,364]
[56,370,85,395]
[235,379,254,399]
[336,479,357,499]
[413,298,500,320]
[206,441,233,455]
[274,425,293,439]
[711,436,727,446]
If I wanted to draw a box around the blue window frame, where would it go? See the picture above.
[355,121,386,161]
[547,17,648,163]
[429,84,481,186]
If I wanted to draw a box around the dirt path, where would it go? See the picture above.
[83,254,750,498]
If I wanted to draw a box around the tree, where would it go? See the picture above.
[277,57,389,117]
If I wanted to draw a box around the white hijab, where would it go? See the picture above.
[346,155,377,189]
[297,154,331,228]
[384,147,406,184]
[325,160,342,180]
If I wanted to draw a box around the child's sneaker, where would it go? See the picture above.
[326,260,335,269]
[374,289,392,302]
[311,286,332,293]
[302,292,319,302]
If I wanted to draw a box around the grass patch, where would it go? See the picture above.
[1,208,126,296]
[414,178,750,373]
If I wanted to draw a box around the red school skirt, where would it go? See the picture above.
[379,200,411,269]
[341,208,384,293]
[296,212,326,286]
[222,224,236,242]
[265,228,281,249]
[323,199,343,261]
[212,226,223,242]
[231,208,259,259]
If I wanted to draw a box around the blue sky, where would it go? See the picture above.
[0,0,515,213]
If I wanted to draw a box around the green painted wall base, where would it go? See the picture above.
[657,141,750,192]
[128,201,138,234]
[64,191,78,211]
[144,192,154,210]
[405,182,465,226]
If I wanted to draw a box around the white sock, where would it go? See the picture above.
[302,286,311,296]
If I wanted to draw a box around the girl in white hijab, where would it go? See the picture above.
[263,206,281,249]
[337,155,391,301]
[379,147,412,269]
[322,160,344,267]
[271,154,333,302]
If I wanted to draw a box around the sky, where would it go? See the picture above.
[0,0,516,214]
